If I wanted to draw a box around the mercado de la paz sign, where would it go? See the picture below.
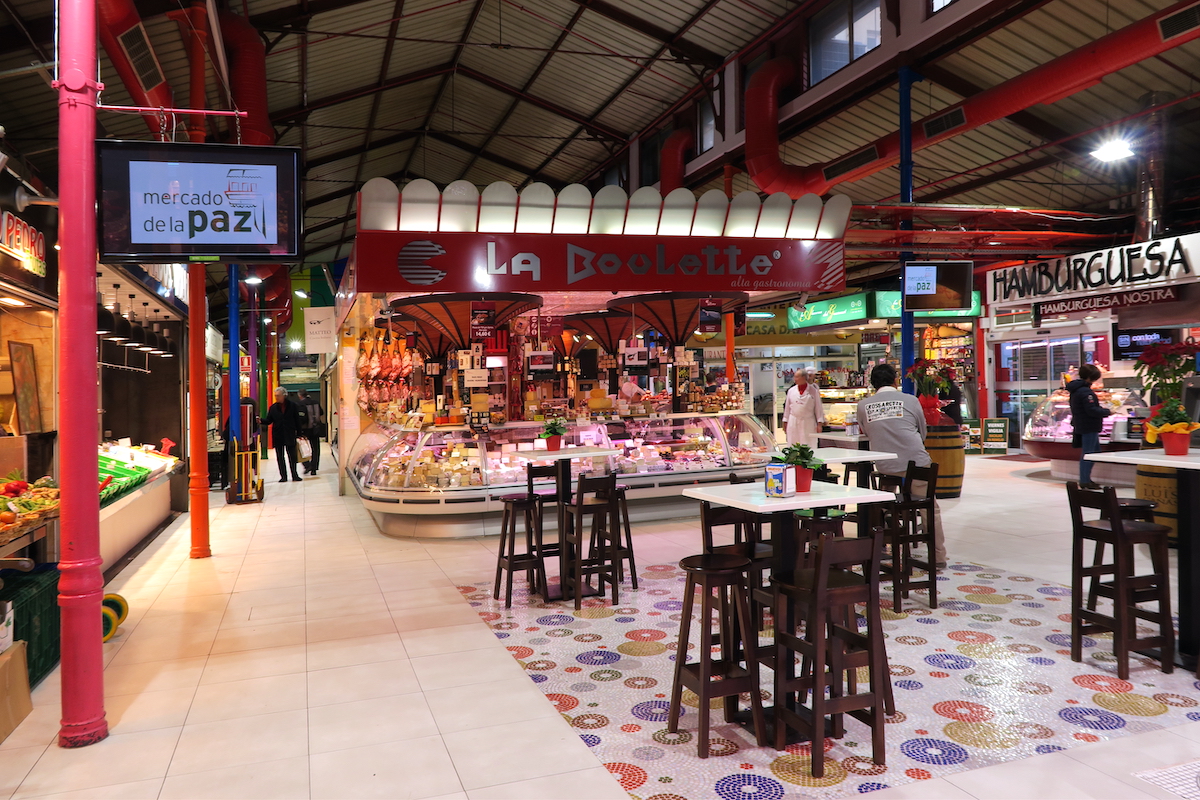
[989,231,1200,303]
[95,140,301,263]
[350,177,851,295]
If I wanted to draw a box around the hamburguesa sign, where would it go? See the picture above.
[354,230,846,294]
[989,231,1200,304]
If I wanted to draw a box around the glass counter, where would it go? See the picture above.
[1022,387,1146,443]
[347,412,774,514]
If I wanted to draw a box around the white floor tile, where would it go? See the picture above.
[308,693,439,754]
[309,736,462,800]
[307,658,422,706]
[464,766,629,800]
[944,751,1158,799]
[411,647,526,691]
[13,727,180,798]
[199,644,307,685]
[158,755,309,800]
[167,709,308,777]
[186,672,308,724]
[442,716,601,791]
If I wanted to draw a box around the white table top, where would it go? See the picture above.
[1085,450,1200,470]
[513,446,621,462]
[683,480,895,513]
[818,432,869,444]
[814,447,896,465]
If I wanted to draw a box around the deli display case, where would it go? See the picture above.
[1022,387,1146,484]
[348,412,776,537]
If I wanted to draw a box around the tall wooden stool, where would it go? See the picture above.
[871,462,939,611]
[602,483,638,589]
[1067,482,1174,680]
[667,553,766,757]
[493,494,541,608]
[772,526,889,777]
[562,473,621,610]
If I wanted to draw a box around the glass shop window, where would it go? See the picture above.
[697,94,717,154]
[809,0,881,85]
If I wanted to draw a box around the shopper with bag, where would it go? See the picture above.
[265,386,304,482]
[298,389,325,475]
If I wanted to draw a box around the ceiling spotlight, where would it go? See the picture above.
[1091,140,1133,162]
[289,339,303,351]
[294,289,308,299]
[244,275,263,285]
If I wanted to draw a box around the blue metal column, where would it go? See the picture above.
[228,264,241,443]
[899,66,923,393]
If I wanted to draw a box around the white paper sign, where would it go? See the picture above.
[304,307,337,353]
[463,369,488,387]
[129,161,278,244]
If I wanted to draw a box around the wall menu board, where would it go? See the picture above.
[97,140,301,263]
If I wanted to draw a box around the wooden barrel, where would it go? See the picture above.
[925,425,965,498]
[1135,466,1178,546]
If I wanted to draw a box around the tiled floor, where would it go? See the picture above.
[0,451,1196,799]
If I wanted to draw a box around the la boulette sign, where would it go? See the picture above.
[989,231,1200,304]
[353,231,845,294]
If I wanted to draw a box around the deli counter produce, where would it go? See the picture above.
[1021,387,1146,461]
[348,412,776,535]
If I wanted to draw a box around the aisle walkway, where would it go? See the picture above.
[0,454,1195,799]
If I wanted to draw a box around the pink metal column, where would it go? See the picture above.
[189,262,211,558]
[54,0,108,747]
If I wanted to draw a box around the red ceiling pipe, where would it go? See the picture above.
[746,0,1200,197]
[97,0,173,139]
[218,10,274,146]
[659,129,695,194]
[57,0,109,747]
[167,0,209,143]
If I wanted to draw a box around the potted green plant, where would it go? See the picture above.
[539,418,568,451]
[771,443,825,493]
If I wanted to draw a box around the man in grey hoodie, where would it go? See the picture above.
[857,363,946,568]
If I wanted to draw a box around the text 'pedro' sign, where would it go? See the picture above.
[97,140,301,263]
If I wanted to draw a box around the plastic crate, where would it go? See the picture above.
[0,564,60,686]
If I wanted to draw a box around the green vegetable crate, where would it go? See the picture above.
[0,564,60,686]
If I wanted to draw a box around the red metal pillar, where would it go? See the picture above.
[167,0,208,143]
[54,0,108,748]
[189,263,211,558]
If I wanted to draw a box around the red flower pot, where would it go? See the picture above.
[793,466,814,493]
[544,435,562,451]
[1161,431,1190,456]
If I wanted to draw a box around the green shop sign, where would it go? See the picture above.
[873,291,982,318]
[787,295,868,329]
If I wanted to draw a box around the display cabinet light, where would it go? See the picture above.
[0,297,26,307]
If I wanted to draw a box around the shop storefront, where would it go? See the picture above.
[985,232,1200,476]
[336,177,852,536]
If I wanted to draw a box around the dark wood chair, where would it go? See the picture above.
[1066,482,1174,680]
[667,553,766,758]
[772,526,889,777]
[562,473,621,610]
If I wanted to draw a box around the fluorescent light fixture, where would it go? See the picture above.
[1091,140,1133,162]
[746,311,775,320]
[244,275,263,285]
[294,289,308,299]
[0,297,26,307]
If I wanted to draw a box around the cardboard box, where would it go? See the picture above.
[0,641,32,744]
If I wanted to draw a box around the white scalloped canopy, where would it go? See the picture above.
[357,179,851,241]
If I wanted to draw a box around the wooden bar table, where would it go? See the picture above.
[514,446,621,602]
[1086,449,1200,670]
[814,446,896,488]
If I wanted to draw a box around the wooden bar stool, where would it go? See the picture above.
[493,464,560,606]
[1067,482,1174,680]
[601,483,638,589]
[871,462,939,611]
[772,526,889,777]
[667,553,766,758]
[562,473,621,610]
[1086,496,1158,612]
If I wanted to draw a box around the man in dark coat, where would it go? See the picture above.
[298,389,324,475]
[265,386,303,482]
[1067,364,1111,489]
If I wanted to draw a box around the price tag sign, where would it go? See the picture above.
[463,368,488,387]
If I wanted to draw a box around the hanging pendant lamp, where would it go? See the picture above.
[105,284,131,342]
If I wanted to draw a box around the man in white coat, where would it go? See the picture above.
[783,369,824,446]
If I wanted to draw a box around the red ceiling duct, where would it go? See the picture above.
[659,128,695,194]
[217,10,274,146]
[220,11,291,333]
[97,0,174,139]
[745,0,1200,198]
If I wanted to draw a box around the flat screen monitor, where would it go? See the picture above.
[902,261,974,311]
[97,140,301,263]
[1183,376,1200,442]
[1111,326,1176,361]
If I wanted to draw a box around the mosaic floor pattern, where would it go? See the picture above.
[463,562,1200,798]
